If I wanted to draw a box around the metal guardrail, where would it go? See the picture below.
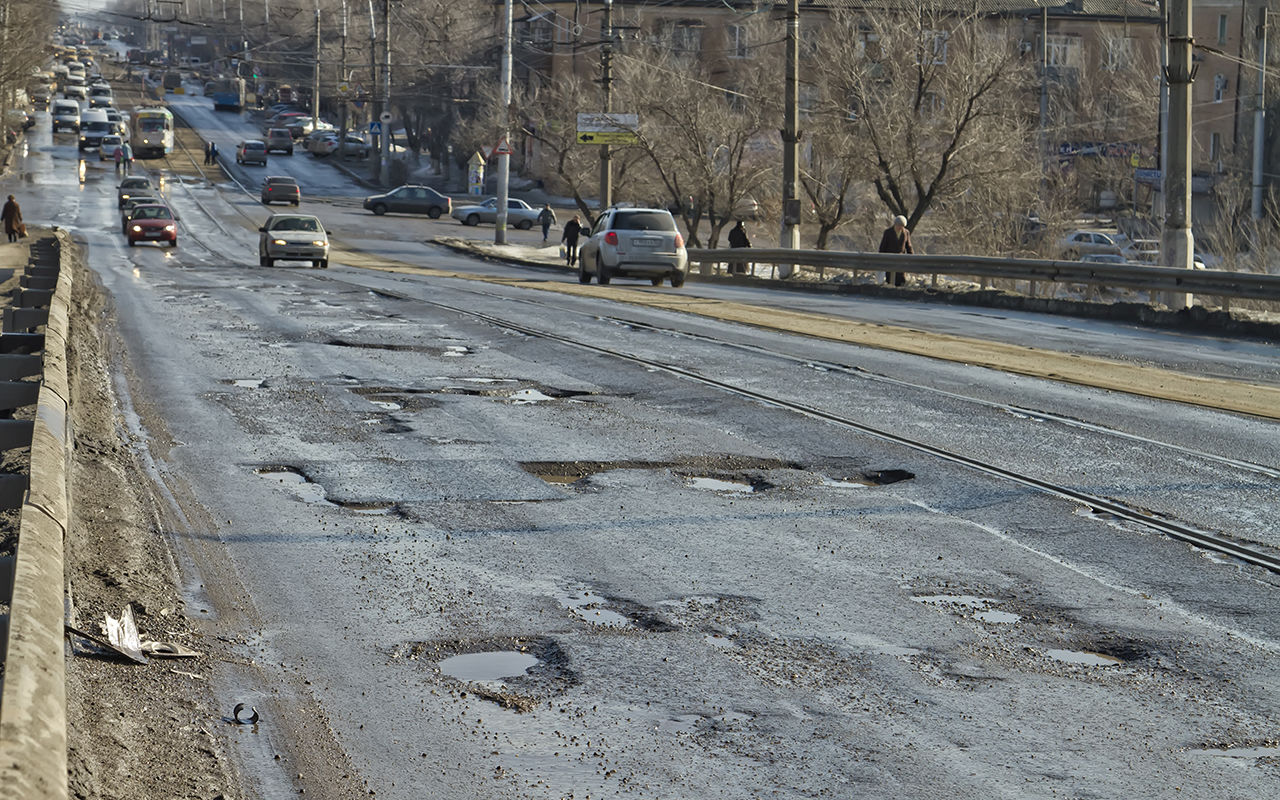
[686,248,1280,303]
[0,230,73,800]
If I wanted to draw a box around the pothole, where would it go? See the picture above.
[326,338,437,353]
[438,651,541,681]
[332,500,402,516]
[912,594,1021,625]
[442,345,469,357]
[520,456,801,486]
[558,589,633,629]
[1045,649,1124,667]
[859,469,915,485]
[224,378,266,388]
[255,466,330,505]
[683,475,759,494]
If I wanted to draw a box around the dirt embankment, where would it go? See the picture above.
[63,242,241,800]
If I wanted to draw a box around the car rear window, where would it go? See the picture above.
[269,129,290,136]
[613,211,676,232]
[245,142,265,151]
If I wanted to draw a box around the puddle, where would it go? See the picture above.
[369,400,402,410]
[460,377,516,384]
[859,469,915,485]
[333,500,399,516]
[226,378,265,388]
[974,610,1022,624]
[1046,649,1123,667]
[254,467,330,505]
[442,345,469,357]
[821,477,868,489]
[521,456,800,486]
[558,589,633,629]
[438,651,540,682]
[508,389,556,405]
[685,476,756,494]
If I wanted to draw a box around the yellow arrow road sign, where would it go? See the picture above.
[577,131,638,145]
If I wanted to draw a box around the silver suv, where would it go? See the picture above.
[265,128,294,155]
[577,207,688,287]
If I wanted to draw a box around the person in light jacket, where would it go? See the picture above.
[878,214,913,287]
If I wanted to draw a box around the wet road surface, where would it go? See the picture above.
[9,94,1280,799]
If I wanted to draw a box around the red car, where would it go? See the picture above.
[125,204,178,247]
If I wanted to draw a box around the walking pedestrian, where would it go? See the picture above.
[203,141,212,165]
[727,219,752,275]
[209,141,218,163]
[878,214,913,287]
[120,142,134,174]
[562,215,583,267]
[114,145,124,172]
[538,203,557,243]
[2,195,23,243]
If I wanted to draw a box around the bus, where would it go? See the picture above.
[132,107,174,158]
[206,77,245,111]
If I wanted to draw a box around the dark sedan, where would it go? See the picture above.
[363,185,451,218]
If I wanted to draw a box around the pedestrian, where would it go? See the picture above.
[562,215,583,267]
[2,195,23,243]
[120,142,134,174]
[878,214,913,287]
[727,219,751,275]
[114,145,124,172]
[538,203,557,243]
[203,141,212,165]
[209,141,218,163]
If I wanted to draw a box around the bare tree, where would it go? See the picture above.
[0,0,57,116]
[613,34,776,248]
[809,4,1035,236]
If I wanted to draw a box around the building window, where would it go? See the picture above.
[1218,14,1229,45]
[1103,36,1133,71]
[528,20,551,46]
[1044,34,1079,68]
[728,25,748,59]
[1214,74,1227,103]
[920,30,949,65]
[1210,132,1222,160]
[661,20,703,56]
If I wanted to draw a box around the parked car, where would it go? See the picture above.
[235,140,268,166]
[124,204,177,247]
[117,176,153,207]
[262,111,306,132]
[1059,229,1128,259]
[264,127,294,155]
[1079,253,1128,265]
[363,185,451,218]
[308,132,370,159]
[258,213,329,268]
[576,206,688,287]
[284,116,333,138]
[450,197,539,229]
[98,135,124,160]
[120,195,164,231]
[261,175,301,205]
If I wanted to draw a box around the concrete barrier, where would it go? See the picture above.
[0,229,73,800]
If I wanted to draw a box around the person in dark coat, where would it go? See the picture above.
[204,141,212,165]
[878,214,913,287]
[562,215,583,266]
[2,195,22,243]
[727,220,751,274]
[538,203,557,243]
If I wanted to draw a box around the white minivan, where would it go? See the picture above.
[78,108,113,150]
[51,99,81,133]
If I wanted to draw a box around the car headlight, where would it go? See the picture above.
[311,240,327,247]
[272,238,288,246]
[121,193,130,200]
[130,225,141,232]
[164,224,175,232]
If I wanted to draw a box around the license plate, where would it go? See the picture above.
[632,237,659,248]
[145,231,163,237]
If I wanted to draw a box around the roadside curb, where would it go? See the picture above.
[431,237,573,276]
[0,228,73,800]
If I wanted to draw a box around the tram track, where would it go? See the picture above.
[318,271,1280,575]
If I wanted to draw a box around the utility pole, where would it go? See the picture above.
[778,0,800,276]
[1253,8,1267,220]
[368,0,377,179]
[1163,0,1194,309]
[495,0,513,243]
[1039,4,1048,170]
[599,0,614,211]
[312,2,320,141]
[379,0,391,186]
[1156,2,1169,228]
[340,0,348,156]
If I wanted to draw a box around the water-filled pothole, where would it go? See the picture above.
[912,594,1021,625]
[225,378,266,389]
[520,456,801,486]
[558,589,633,629]
[326,338,436,353]
[438,651,541,681]
[684,476,758,494]
[255,466,330,505]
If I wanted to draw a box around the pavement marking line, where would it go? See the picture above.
[330,244,1280,420]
